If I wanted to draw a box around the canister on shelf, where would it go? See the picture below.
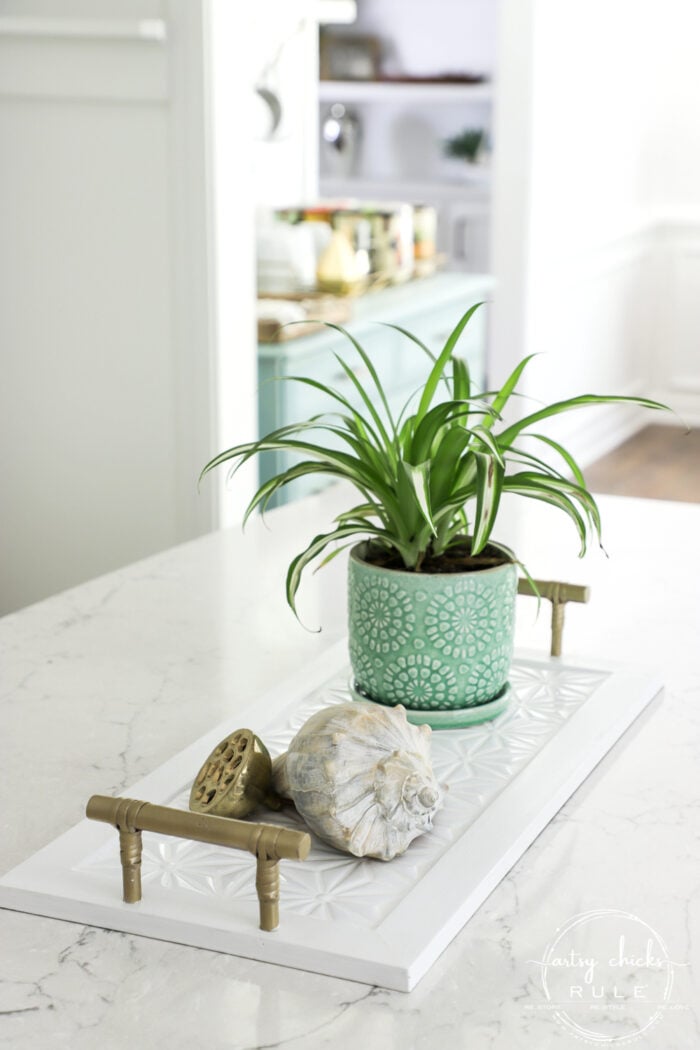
[413,204,437,262]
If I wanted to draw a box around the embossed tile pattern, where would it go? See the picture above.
[77,658,609,927]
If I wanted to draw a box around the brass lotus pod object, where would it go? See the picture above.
[189,728,281,819]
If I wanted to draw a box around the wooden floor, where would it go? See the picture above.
[584,425,700,503]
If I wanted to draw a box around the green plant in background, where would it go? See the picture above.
[443,128,485,163]
[200,305,669,616]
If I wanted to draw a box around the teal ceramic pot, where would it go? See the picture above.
[348,541,517,726]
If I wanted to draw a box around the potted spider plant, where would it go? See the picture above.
[201,304,668,728]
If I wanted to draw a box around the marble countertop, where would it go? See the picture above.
[1,486,698,1049]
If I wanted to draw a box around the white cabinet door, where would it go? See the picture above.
[0,1,219,613]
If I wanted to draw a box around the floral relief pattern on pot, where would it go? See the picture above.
[348,541,518,717]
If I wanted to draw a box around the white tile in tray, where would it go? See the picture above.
[0,643,661,991]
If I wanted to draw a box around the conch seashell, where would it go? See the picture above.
[272,702,443,861]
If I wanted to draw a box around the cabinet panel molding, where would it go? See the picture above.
[0,22,168,102]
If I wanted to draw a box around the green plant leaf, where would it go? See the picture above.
[378,322,436,362]
[471,451,505,554]
[286,523,395,620]
[410,398,494,463]
[499,394,670,447]
[312,542,356,572]
[335,502,380,524]
[320,322,396,435]
[308,416,391,479]
[400,461,437,536]
[504,447,574,488]
[469,422,506,466]
[507,470,602,534]
[279,374,386,454]
[237,436,403,525]
[502,475,591,555]
[242,460,345,526]
[524,432,587,487]
[428,426,474,506]
[332,352,396,457]
[199,417,331,484]
[416,302,484,421]
[202,312,672,616]
[379,321,458,401]
[452,355,471,402]
[482,354,538,432]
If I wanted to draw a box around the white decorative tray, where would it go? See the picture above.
[0,642,661,992]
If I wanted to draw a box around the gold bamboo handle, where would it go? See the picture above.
[517,578,590,657]
[119,827,143,902]
[255,853,280,932]
[86,795,310,931]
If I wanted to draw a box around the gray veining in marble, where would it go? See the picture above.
[1,489,699,1048]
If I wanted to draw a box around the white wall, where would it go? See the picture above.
[207,0,320,532]
[489,0,535,386]
[641,3,700,422]
[351,0,497,78]
[250,3,319,207]
[491,0,700,471]
[524,0,658,458]
[642,2,700,216]
[203,0,258,533]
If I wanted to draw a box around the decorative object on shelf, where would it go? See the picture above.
[253,85,282,141]
[256,293,351,344]
[251,13,308,143]
[321,102,362,177]
[256,217,317,295]
[412,204,438,275]
[85,795,310,931]
[443,128,486,164]
[274,201,415,287]
[201,305,669,724]
[189,729,282,819]
[320,30,382,81]
[316,227,366,295]
[271,701,443,861]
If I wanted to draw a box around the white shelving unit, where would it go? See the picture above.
[318,79,492,104]
[320,167,492,199]
[317,4,498,271]
[319,82,494,271]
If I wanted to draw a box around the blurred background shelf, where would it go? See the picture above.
[318,79,492,104]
